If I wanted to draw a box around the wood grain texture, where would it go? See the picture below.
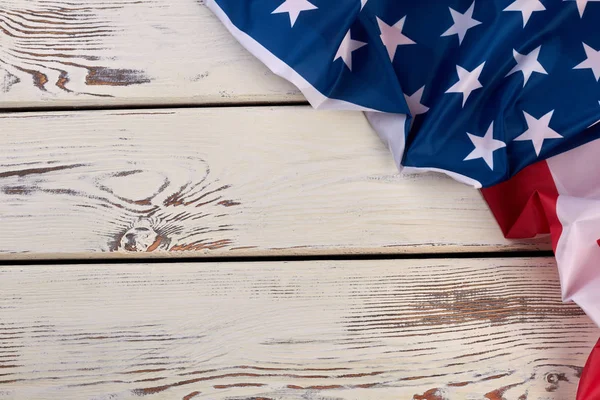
[0,107,550,259]
[0,0,301,108]
[0,258,597,399]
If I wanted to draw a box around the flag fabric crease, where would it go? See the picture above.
[206,0,600,396]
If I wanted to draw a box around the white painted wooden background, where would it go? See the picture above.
[0,1,597,399]
[0,107,548,259]
[0,259,596,400]
[0,0,300,108]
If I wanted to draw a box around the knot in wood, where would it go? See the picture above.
[546,373,559,384]
[118,219,165,252]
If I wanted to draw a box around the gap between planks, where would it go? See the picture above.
[0,250,556,266]
[0,100,311,114]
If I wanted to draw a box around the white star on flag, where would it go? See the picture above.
[574,43,600,81]
[334,30,367,71]
[377,16,416,61]
[464,122,506,170]
[404,86,429,117]
[506,46,547,86]
[514,110,563,156]
[503,0,545,27]
[564,0,600,17]
[361,0,368,10]
[441,1,482,45]
[272,0,317,27]
[445,62,485,107]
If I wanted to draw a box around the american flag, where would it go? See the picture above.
[206,0,600,397]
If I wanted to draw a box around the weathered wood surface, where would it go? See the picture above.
[0,258,596,400]
[0,107,549,259]
[0,0,300,109]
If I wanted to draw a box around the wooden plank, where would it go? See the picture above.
[0,258,596,399]
[0,0,301,109]
[0,107,549,259]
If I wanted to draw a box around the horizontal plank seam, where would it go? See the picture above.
[0,251,555,266]
[0,100,311,114]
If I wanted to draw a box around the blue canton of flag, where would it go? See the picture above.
[207,0,600,188]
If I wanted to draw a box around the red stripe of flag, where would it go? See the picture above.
[480,160,562,251]
[481,159,599,399]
